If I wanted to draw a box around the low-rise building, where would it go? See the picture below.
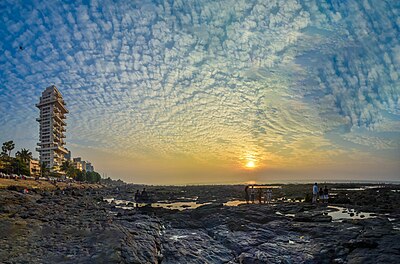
[29,159,41,177]
[86,162,94,172]
[72,157,94,172]
[73,157,83,171]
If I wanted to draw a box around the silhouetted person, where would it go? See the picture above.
[319,187,324,203]
[323,186,329,204]
[245,186,250,204]
[250,186,255,203]
[265,189,272,204]
[258,189,262,204]
[141,188,148,203]
[134,190,141,207]
[312,183,318,203]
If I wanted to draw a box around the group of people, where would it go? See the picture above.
[243,183,329,204]
[244,185,273,204]
[312,183,329,203]
[134,188,149,204]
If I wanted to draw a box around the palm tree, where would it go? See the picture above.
[61,160,77,179]
[40,162,50,178]
[16,148,33,163]
[60,160,72,172]
[1,140,15,157]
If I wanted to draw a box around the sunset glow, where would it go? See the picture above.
[0,0,399,184]
[245,161,256,169]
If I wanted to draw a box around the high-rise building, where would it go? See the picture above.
[36,85,68,171]
[64,149,72,161]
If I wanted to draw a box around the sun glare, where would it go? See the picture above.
[245,160,255,168]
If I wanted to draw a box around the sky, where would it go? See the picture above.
[0,0,399,184]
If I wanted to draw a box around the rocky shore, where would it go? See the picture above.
[1,183,399,263]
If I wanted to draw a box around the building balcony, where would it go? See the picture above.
[55,100,69,113]
[56,146,68,154]
[36,96,68,113]
[53,114,65,123]
[36,99,55,108]
[53,127,64,134]
[53,117,66,126]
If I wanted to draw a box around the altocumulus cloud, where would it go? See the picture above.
[0,0,399,181]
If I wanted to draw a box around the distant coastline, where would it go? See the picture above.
[121,179,400,186]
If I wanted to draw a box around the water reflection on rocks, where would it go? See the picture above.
[1,183,399,263]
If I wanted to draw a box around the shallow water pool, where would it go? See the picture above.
[327,206,376,221]
[104,197,211,210]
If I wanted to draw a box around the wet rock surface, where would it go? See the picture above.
[0,188,162,264]
[0,183,399,263]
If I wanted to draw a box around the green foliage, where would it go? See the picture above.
[86,171,101,183]
[0,157,11,173]
[40,162,50,177]
[1,140,15,157]
[9,158,30,175]
[75,170,86,182]
[75,171,101,183]
[15,148,32,163]
[0,141,101,182]
[60,160,77,179]
[0,154,29,176]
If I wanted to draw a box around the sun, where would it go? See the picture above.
[245,160,256,168]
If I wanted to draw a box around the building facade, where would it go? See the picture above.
[73,157,87,172]
[73,157,82,171]
[36,85,68,171]
[64,149,71,161]
[86,162,94,172]
[29,159,41,177]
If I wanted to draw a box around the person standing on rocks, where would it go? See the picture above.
[250,186,256,204]
[319,187,324,203]
[141,188,148,203]
[258,188,263,204]
[323,186,329,204]
[245,186,250,204]
[134,190,141,207]
[312,183,318,203]
[265,188,272,204]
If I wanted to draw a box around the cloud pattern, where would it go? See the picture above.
[0,0,399,181]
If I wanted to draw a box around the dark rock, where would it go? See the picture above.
[161,229,233,264]
[293,212,332,222]
[7,185,25,192]
[344,239,378,250]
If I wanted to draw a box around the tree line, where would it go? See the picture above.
[0,140,31,176]
[0,140,101,183]
[60,159,101,183]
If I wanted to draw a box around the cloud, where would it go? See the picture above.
[0,0,399,183]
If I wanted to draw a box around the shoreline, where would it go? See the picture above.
[1,180,399,263]
[119,179,400,186]
[0,178,103,191]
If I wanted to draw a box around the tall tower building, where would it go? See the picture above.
[36,85,68,171]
